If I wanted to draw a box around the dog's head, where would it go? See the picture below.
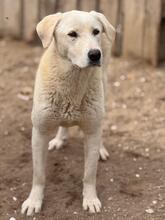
[36,10,115,68]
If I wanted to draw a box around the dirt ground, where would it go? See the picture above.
[0,39,165,220]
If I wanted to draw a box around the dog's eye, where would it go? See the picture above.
[68,31,78,38]
[93,29,100,36]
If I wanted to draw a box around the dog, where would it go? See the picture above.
[21,10,115,215]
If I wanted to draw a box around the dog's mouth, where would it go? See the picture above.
[89,60,101,67]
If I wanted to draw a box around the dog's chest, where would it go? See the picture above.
[47,77,103,124]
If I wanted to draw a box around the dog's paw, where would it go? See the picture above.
[83,197,102,213]
[48,138,64,150]
[21,196,42,216]
[99,145,109,161]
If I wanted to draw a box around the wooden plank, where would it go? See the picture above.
[0,0,4,37]
[57,0,77,12]
[40,0,56,19]
[80,0,96,11]
[143,0,161,65]
[99,0,122,55]
[123,0,145,57]
[162,0,165,18]
[99,0,119,27]
[4,0,22,38]
[23,0,39,41]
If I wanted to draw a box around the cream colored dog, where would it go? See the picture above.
[21,10,115,216]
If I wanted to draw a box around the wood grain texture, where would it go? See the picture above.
[23,0,39,41]
[143,0,161,65]
[123,0,146,57]
[40,0,56,19]
[80,0,96,11]
[4,0,22,38]
[57,0,77,12]
[0,0,4,36]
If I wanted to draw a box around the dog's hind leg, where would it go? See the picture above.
[48,126,68,150]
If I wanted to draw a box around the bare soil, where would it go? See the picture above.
[0,39,165,220]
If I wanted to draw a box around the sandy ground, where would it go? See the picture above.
[0,39,165,220]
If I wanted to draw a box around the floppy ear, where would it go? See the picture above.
[36,13,62,48]
[90,11,116,43]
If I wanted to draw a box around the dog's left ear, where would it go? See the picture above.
[90,11,116,43]
[36,13,62,48]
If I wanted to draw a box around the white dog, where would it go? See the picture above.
[21,10,115,216]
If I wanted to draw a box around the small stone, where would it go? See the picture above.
[9,217,16,220]
[152,200,157,205]
[140,77,146,83]
[111,125,117,131]
[108,197,113,201]
[120,75,126,81]
[17,93,30,101]
[73,211,78,215]
[12,196,17,201]
[135,174,140,178]
[113,81,120,87]
[20,127,25,131]
[110,178,114,182]
[122,104,127,109]
[4,131,9,136]
[139,167,143,170]
[145,208,154,214]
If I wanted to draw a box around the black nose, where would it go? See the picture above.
[88,49,101,63]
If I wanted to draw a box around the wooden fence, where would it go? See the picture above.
[0,0,164,65]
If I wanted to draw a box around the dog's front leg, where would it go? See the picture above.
[21,127,50,216]
[82,126,102,213]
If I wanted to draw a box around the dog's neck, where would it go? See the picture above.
[39,44,102,105]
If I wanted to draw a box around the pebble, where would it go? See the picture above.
[145,208,154,214]
[12,197,17,201]
[152,200,157,205]
[122,104,127,109]
[9,217,16,220]
[120,75,126,81]
[110,178,114,182]
[110,125,117,131]
[17,93,30,101]
[135,174,140,178]
[113,81,120,87]
[73,211,78,215]
[140,77,146,83]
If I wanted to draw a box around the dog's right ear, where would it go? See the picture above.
[36,13,62,48]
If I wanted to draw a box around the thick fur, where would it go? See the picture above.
[21,10,115,216]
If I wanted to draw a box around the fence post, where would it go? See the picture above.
[143,0,161,65]
[4,0,22,38]
[23,0,40,42]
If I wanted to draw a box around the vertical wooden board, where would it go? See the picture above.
[57,0,77,12]
[143,0,161,65]
[99,0,119,27]
[40,0,56,19]
[4,0,22,38]
[0,0,4,37]
[123,0,145,57]
[99,0,123,56]
[23,0,39,41]
[162,0,165,18]
[159,19,165,62]
[80,0,96,11]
